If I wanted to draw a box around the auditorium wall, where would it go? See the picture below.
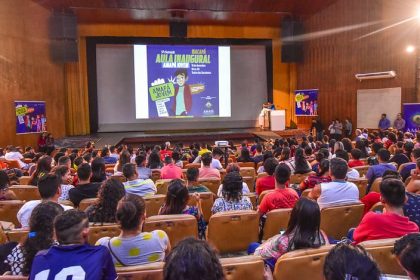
[0,1,66,148]
[297,0,418,130]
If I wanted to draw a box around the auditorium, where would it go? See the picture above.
[1,0,420,279]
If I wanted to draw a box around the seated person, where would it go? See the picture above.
[216,163,250,197]
[366,148,397,192]
[18,174,73,228]
[400,148,420,182]
[159,179,206,239]
[191,148,223,170]
[309,158,359,209]
[237,149,254,163]
[100,147,117,164]
[353,178,419,244]
[393,233,420,280]
[300,159,331,191]
[367,142,383,166]
[258,164,299,216]
[54,165,74,202]
[29,210,117,279]
[0,170,17,200]
[389,142,411,168]
[122,163,156,197]
[253,198,328,267]
[406,158,420,194]
[86,178,126,224]
[97,194,170,266]
[185,167,211,193]
[255,158,278,195]
[290,148,312,175]
[164,237,224,280]
[348,148,365,168]
[324,243,381,280]
[135,152,151,179]
[198,153,221,179]
[5,202,63,276]
[69,163,101,207]
[211,172,253,214]
[252,144,264,164]
[160,156,183,180]
[334,149,360,180]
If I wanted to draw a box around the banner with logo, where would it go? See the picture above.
[15,101,47,134]
[403,103,420,133]
[295,89,318,116]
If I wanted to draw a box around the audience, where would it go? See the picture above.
[216,163,250,197]
[186,167,211,193]
[324,243,381,280]
[86,178,126,224]
[0,170,17,200]
[198,153,221,179]
[122,163,156,197]
[69,163,101,207]
[258,164,299,216]
[212,172,253,214]
[6,202,63,275]
[17,174,73,228]
[309,158,359,209]
[393,233,420,279]
[97,195,170,266]
[353,178,419,243]
[255,158,278,195]
[348,148,365,168]
[28,155,52,186]
[135,152,151,179]
[164,237,224,280]
[366,148,397,191]
[160,156,183,180]
[29,210,117,279]
[300,159,331,191]
[4,146,28,170]
[101,147,117,164]
[334,149,360,179]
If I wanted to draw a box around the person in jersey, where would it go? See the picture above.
[29,210,117,280]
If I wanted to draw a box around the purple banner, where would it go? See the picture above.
[295,89,319,116]
[15,101,46,134]
[403,103,420,133]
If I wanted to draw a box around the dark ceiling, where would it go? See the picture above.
[31,0,338,26]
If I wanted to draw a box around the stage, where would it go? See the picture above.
[55,128,308,148]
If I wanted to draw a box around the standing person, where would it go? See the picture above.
[328,120,337,141]
[29,210,117,280]
[344,118,353,138]
[335,119,343,141]
[311,118,324,141]
[394,113,406,131]
[378,113,391,130]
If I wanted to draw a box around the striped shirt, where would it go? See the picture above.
[123,179,157,197]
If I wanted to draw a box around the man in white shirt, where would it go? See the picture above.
[309,157,359,209]
[335,149,360,180]
[17,174,73,228]
[4,146,28,169]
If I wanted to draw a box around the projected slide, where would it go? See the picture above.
[134,45,231,119]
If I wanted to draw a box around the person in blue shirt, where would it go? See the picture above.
[378,113,391,130]
[29,210,117,280]
[101,147,117,164]
[366,148,396,193]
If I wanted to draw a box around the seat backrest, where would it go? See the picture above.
[185,163,201,169]
[237,162,256,169]
[5,229,29,243]
[239,167,256,178]
[370,202,384,213]
[143,214,197,247]
[256,162,263,170]
[79,198,98,211]
[354,165,369,177]
[187,192,214,223]
[9,185,41,201]
[290,172,313,184]
[88,224,120,245]
[320,203,364,240]
[220,169,227,181]
[245,193,257,210]
[198,178,221,195]
[6,160,21,169]
[0,226,7,244]
[273,245,334,280]
[116,262,164,280]
[301,189,311,197]
[155,179,172,195]
[257,172,268,179]
[242,176,255,192]
[151,169,162,183]
[360,238,406,275]
[258,190,274,204]
[18,176,31,185]
[0,200,25,228]
[111,175,127,183]
[144,195,166,217]
[207,210,259,254]
[348,178,368,199]
[262,208,292,240]
[0,275,28,279]
[398,162,413,172]
[221,255,265,280]
[105,167,115,174]
[370,178,383,193]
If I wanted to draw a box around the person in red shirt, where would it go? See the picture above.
[258,163,299,216]
[300,159,331,191]
[353,178,419,244]
[160,156,183,180]
[348,148,366,168]
[255,158,278,195]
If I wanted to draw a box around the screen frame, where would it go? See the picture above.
[86,36,273,133]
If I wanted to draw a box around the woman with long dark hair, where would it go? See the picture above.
[28,155,52,186]
[147,151,163,169]
[86,178,126,224]
[300,159,331,191]
[113,151,131,176]
[291,148,312,174]
[5,202,63,275]
[254,197,328,266]
[237,149,254,163]
[159,179,206,239]
[91,157,107,183]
